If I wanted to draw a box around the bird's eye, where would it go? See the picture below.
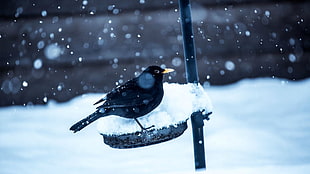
[154,70,160,74]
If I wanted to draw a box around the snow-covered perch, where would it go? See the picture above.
[97,83,213,135]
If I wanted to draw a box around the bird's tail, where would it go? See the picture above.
[69,111,103,133]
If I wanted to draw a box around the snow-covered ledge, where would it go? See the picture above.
[97,83,213,135]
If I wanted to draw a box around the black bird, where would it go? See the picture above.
[70,66,174,133]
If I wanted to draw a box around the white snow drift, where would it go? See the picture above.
[1,78,310,174]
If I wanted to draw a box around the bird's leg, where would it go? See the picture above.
[134,118,155,131]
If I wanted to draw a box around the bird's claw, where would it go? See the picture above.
[141,125,155,132]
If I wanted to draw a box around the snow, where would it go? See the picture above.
[172,57,182,67]
[97,83,212,135]
[82,0,88,6]
[41,10,47,17]
[33,58,43,69]
[1,77,21,95]
[1,78,310,174]
[224,60,235,71]
[44,43,62,59]
[37,40,45,49]
[288,53,297,62]
[22,81,28,87]
[15,7,23,18]
[245,30,251,36]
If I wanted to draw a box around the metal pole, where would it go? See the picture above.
[178,0,199,84]
[178,0,207,170]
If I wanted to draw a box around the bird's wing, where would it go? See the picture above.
[96,79,154,109]
[93,79,137,106]
[99,94,154,109]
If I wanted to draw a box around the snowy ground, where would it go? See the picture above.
[1,78,310,174]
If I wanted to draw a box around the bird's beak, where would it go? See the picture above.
[162,68,175,74]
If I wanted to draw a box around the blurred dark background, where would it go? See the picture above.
[1,0,309,107]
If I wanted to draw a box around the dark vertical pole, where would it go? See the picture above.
[190,111,206,170]
[178,0,199,84]
[178,0,206,170]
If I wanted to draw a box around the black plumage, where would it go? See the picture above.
[70,66,174,133]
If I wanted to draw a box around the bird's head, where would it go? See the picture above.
[144,66,175,76]
[138,66,175,89]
